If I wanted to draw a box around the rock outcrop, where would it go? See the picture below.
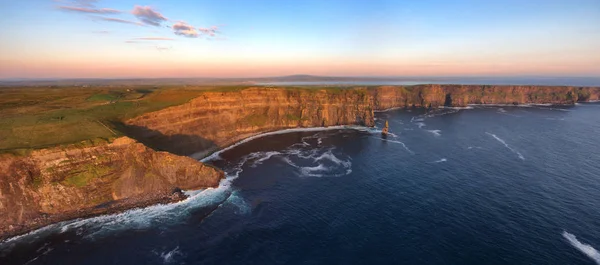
[0,137,224,239]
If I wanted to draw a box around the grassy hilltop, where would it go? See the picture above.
[0,86,215,153]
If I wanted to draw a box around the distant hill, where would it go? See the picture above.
[1,75,599,87]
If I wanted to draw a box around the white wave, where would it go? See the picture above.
[375,137,415,154]
[374,106,403,112]
[426,130,442,137]
[159,246,182,264]
[438,106,474,110]
[467,146,483,150]
[497,108,507,113]
[563,231,600,265]
[469,103,571,112]
[280,148,353,177]
[247,151,281,167]
[1,173,241,247]
[225,191,251,215]
[200,125,364,162]
[486,132,525,160]
[432,158,447,163]
[416,122,426,129]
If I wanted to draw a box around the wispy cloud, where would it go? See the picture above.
[198,26,219,37]
[131,5,167,26]
[133,37,174,41]
[173,21,198,38]
[73,0,97,7]
[92,16,142,26]
[58,5,121,14]
[92,30,110,34]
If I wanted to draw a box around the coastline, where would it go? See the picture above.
[2,90,599,242]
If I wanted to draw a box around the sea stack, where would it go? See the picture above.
[382,120,389,135]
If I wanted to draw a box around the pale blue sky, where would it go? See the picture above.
[0,0,598,78]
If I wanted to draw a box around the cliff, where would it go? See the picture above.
[3,84,600,239]
[371,85,600,109]
[125,87,374,157]
[126,85,600,157]
[0,137,223,239]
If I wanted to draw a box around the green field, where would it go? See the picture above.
[0,86,212,152]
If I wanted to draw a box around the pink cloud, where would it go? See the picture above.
[133,37,174,41]
[131,5,167,26]
[93,16,142,26]
[198,26,219,37]
[58,5,121,14]
[173,21,198,38]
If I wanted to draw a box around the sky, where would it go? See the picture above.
[0,0,599,78]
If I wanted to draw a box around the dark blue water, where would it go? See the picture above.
[2,103,600,265]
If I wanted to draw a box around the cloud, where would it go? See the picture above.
[133,37,174,41]
[198,26,219,37]
[73,0,97,7]
[93,16,142,26]
[131,5,167,26]
[172,21,198,38]
[58,5,121,14]
[92,30,110,34]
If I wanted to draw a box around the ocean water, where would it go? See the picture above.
[2,103,600,265]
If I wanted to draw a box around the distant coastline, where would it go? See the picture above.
[2,75,600,87]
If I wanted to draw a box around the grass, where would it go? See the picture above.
[0,85,366,152]
[0,86,208,152]
[62,164,112,188]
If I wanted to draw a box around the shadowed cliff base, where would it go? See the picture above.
[113,122,220,157]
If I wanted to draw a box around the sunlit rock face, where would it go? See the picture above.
[0,137,223,239]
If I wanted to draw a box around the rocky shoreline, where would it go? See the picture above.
[2,85,600,241]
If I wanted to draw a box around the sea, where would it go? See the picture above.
[2,103,600,265]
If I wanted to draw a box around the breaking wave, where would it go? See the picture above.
[432,158,447,163]
[157,246,183,264]
[563,231,600,265]
[282,148,353,177]
[426,130,442,137]
[375,137,415,154]
[200,126,361,162]
[486,132,525,160]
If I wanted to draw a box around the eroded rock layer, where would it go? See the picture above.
[126,85,600,157]
[0,137,223,239]
[125,88,374,157]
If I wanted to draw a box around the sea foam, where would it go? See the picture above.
[563,231,600,265]
[486,132,525,161]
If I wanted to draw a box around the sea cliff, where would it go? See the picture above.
[125,87,374,158]
[0,137,223,239]
[126,85,600,157]
[2,84,599,240]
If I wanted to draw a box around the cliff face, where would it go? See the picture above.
[0,137,223,239]
[3,85,599,239]
[126,85,600,158]
[125,88,374,157]
[371,85,600,109]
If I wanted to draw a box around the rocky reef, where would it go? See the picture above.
[0,137,223,239]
